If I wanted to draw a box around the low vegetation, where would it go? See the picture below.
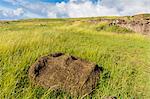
[0,18,150,99]
[96,22,133,33]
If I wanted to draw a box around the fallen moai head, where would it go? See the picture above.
[28,53,102,96]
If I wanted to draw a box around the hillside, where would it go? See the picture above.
[0,15,150,99]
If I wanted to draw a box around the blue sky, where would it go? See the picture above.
[0,0,149,20]
[39,0,69,3]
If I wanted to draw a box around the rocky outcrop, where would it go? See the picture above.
[111,18,150,35]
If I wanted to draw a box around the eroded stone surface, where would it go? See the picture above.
[28,53,102,96]
[111,18,150,35]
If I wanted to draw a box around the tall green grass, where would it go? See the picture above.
[0,19,150,99]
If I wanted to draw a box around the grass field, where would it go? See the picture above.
[0,18,150,99]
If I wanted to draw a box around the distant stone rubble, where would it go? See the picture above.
[111,18,150,35]
[83,14,150,35]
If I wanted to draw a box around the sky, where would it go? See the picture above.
[0,0,150,20]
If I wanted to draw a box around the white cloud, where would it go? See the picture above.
[55,1,119,17]
[47,0,150,18]
[101,0,150,15]
[47,12,57,18]
[0,0,150,19]
[13,8,24,16]
[0,8,24,19]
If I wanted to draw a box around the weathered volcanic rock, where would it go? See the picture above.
[111,18,150,35]
[28,53,102,96]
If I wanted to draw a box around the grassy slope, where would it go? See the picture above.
[0,19,150,99]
